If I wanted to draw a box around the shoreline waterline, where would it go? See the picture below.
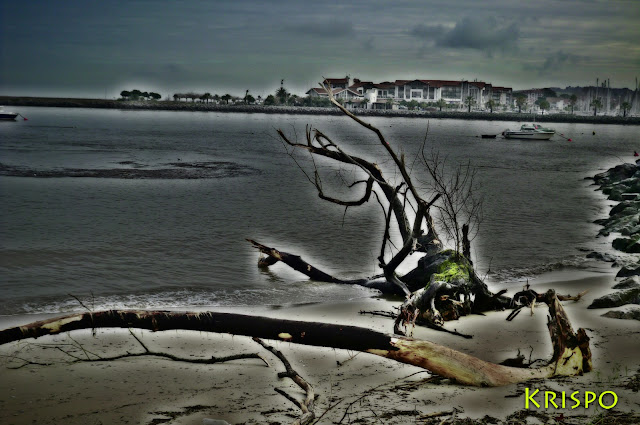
[2,95,639,125]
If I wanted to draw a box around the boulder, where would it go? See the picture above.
[586,251,617,262]
[588,287,640,309]
[612,276,640,290]
[612,237,640,253]
[601,309,640,321]
[616,265,640,278]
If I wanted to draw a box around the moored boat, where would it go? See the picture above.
[502,124,555,140]
[0,106,19,121]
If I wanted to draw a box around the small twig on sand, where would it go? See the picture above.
[253,337,315,425]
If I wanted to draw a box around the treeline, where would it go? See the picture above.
[119,89,161,101]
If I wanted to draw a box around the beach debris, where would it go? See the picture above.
[0,293,592,386]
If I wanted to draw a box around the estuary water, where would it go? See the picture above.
[0,107,636,316]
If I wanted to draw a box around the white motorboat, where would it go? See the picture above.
[0,106,19,121]
[502,124,555,140]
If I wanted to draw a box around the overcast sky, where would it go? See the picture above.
[1,0,638,98]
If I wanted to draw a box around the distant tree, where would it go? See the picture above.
[542,88,557,98]
[131,89,142,100]
[221,94,232,104]
[142,91,150,100]
[149,92,161,101]
[407,99,419,110]
[245,94,256,104]
[590,97,603,116]
[465,95,476,113]
[276,87,289,104]
[485,99,496,113]
[538,99,550,115]
[173,94,180,101]
[361,97,370,109]
[257,95,262,104]
[201,93,212,103]
[436,98,446,111]
[621,101,631,117]
[120,90,131,100]
[213,94,220,104]
[264,94,276,106]
[569,94,578,114]
[386,98,394,110]
[244,89,250,105]
[515,95,527,113]
[560,93,570,99]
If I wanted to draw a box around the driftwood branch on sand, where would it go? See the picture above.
[0,289,591,387]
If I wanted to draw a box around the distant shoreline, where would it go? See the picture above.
[2,95,639,125]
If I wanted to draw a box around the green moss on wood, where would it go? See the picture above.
[432,256,471,283]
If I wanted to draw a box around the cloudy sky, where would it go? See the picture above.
[1,0,638,99]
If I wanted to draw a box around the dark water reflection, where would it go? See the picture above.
[0,107,635,314]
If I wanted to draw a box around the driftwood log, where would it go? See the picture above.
[0,289,591,386]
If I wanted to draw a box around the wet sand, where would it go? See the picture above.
[1,270,639,424]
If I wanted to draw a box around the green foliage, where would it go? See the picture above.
[465,95,476,112]
[264,94,276,106]
[538,99,550,114]
[515,95,527,113]
[276,87,289,104]
[432,255,471,283]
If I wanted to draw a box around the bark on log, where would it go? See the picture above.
[0,290,591,387]
[247,239,405,294]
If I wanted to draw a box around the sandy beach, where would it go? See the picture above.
[1,268,639,425]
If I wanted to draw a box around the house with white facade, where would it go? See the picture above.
[313,76,512,110]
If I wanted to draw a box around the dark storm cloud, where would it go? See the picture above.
[534,51,583,75]
[1,0,638,96]
[437,17,520,52]
[409,24,446,39]
[285,20,355,38]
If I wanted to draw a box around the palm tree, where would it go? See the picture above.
[244,89,249,105]
[465,95,476,113]
[590,97,603,116]
[276,87,289,104]
[257,95,262,104]
[436,98,446,111]
[361,97,369,109]
[485,99,496,113]
[245,94,256,105]
[569,94,578,114]
[515,95,527,113]
[386,98,394,110]
[221,94,232,105]
[201,93,212,103]
[621,101,631,117]
[213,94,220,104]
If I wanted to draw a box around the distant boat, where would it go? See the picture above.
[481,134,497,139]
[502,124,555,140]
[0,106,19,121]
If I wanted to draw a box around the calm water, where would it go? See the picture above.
[0,107,636,315]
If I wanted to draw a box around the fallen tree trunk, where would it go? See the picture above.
[0,290,591,387]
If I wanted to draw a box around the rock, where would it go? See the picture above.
[616,265,640,278]
[593,163,639,186]
[612,276,640,289]
[586,251,617,262]
[588,287,640,309]
[601,309,640,321]
[612,237,640,253]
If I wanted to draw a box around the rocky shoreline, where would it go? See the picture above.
[2,95,640,125]
[587,162,640,314]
